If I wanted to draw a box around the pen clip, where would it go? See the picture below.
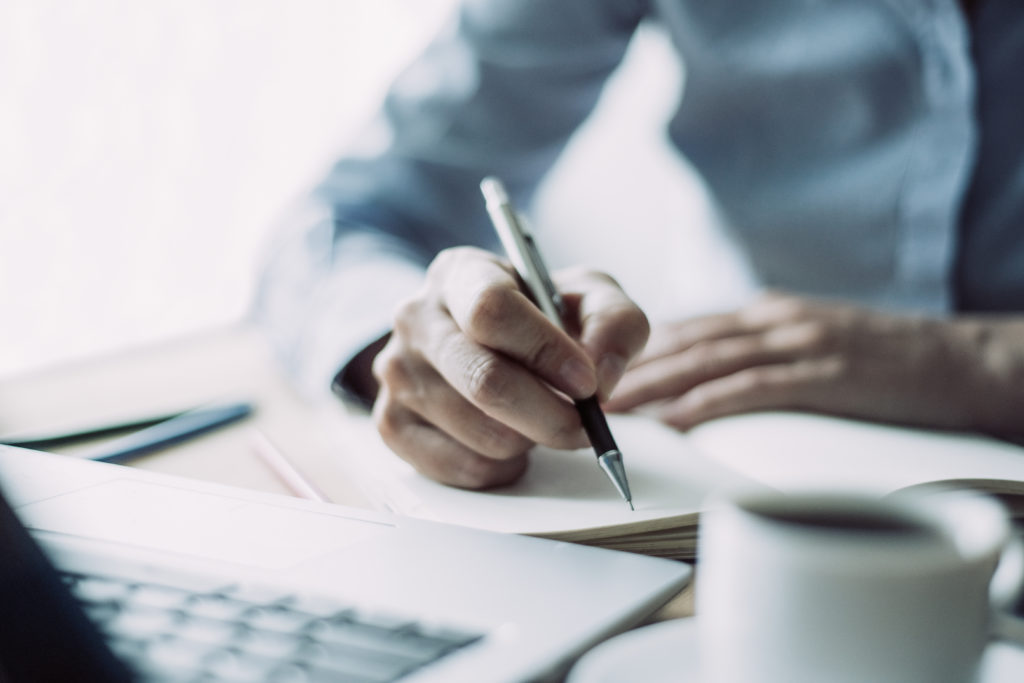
[481,177,567,326]
[516,216,566,319]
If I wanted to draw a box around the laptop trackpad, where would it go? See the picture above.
[17,479,393,571]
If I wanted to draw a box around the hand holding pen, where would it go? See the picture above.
[367,178,649,493]
[481,177,636,506]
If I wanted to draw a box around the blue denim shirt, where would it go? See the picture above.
[258,0,1024,393]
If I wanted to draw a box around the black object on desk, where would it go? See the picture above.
[2,402,253,464]
[1,410,189,450]
[79,402,253,463]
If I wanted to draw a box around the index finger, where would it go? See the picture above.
[433,247,599,399]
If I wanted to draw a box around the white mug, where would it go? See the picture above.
[696,489,1022,683]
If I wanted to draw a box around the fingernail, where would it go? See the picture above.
[559,357,596,398]
[597,354,626,399]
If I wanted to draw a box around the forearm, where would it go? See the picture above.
[258,0,642,400]
[253,211,427,398]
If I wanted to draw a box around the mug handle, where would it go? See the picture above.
[989,531,1024,646]
[990,532,1024,609]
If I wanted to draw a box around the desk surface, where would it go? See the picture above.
[0,325,693,621]
[0,326,368,504]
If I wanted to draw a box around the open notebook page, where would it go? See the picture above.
[328,408,1024,539]
[688,412,1024,495]
[335,412,765,537]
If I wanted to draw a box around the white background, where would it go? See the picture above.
[0,1,751,380]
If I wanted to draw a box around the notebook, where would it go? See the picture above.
[325,409,1024,561]
[0,446,691,682]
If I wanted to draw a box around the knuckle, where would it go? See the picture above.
[465,417,531,460]
[737,366,796,406]
[606,305,650,349]
[464,354,509,408]
[658,403,692,431]
[483,430,531,460]
[371,346,406,390]
[736,367,772,393]
[685,340,722,372]
[451,455,517,490]
[454,460,499,489]
[427,246,463,277]
[391,295,423,339]
[683,382,715,410]
[543,414,588,450]
[774,297,810,321]
[818,354,848,380]
[792,320,834,353]
[752,293,808,323]
[631,307,652,342]
[372,399,404,447]
[589,268,622,289]
[464,284,517,340]
[428,246,493,284]
[523,336,565,376]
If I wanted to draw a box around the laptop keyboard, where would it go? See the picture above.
[61,570,483,682]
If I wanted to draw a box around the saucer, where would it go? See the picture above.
[568,618,1024,683]
[567,619,699,683]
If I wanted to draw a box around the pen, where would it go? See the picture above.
[74,401,253,464]
[480,177,634,510]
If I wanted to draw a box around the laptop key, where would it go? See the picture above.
[185,594,254,622]
[306,619,452,662]
[128,584,194,610]
[105,605,181,639]
[146,636,220,671]
[64,569,483,683]
[204,649,280,682]
[71,576,134,604]
[244,605,317,633]
[106,636,148,663]
[287,595,353,619]
[174,615,241,645]
[292,663,391,683]
[225,583,295,607]
[413,622,484,648]
[264,662,378,683]
[295,643,418,683]
[232,628,305,659]
[133,662,209,683]
[82,601,121,626]
[347,610,414,631]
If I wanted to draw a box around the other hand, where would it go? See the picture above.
[371,247,649,488]
[604,292,1024,434]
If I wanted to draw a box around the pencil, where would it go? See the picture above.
[250,429,331,503]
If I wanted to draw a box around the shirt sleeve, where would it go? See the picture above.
[255,0,646,399]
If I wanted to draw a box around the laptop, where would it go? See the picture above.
[0,445,691,682]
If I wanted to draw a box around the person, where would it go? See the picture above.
[257,0,1024,490]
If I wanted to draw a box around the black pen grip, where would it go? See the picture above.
[574,396,619,457]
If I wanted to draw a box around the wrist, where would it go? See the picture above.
[956,319,1024,436]
[332,333,390,411]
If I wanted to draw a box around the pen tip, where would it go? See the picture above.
[627,499,634,511]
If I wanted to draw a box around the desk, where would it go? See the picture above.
[0,324,693,622]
